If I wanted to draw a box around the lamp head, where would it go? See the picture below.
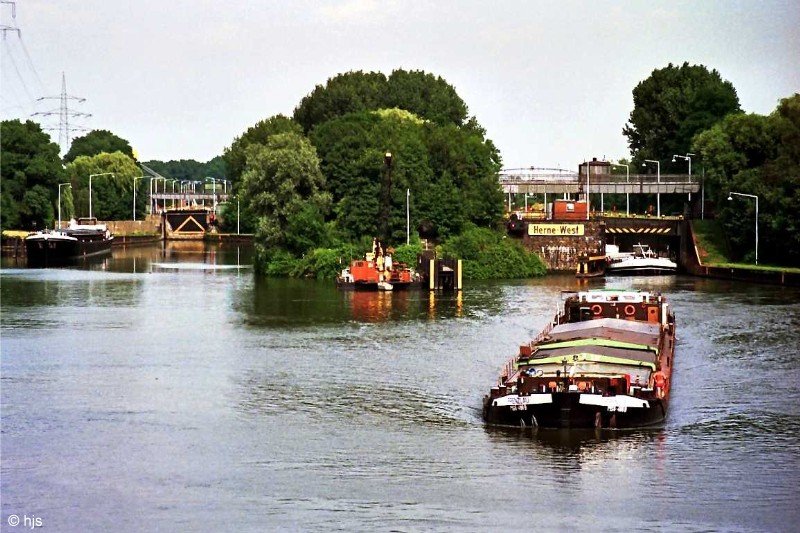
[641,163,646,167]
[671,157,676,163]
[727,195,733,201]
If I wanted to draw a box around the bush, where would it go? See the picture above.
[391,242,423,266]
[260,244,359,279]
[255,226,546,280]
[440,225,546,279]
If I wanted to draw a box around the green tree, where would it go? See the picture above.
[692,93,800,265]
[293,69,470,132]
[240,132,331,255]
[64,129,135,164]
[624,62,740,168]
[386,69,468,126]
[142,156,228,182]
[19,185,55,230]
[0,119,64,230]
[311,109,502,242]
[293,70,389,132]
[223,115,302,183]
[66,152,142,220]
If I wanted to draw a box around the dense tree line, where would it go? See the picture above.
[226,68,513,276]
[692,94,800,265]
[1,120,63,230]
[64,130,135,164]
[623,63,798,266]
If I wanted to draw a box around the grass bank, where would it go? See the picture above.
[692,220,799,273]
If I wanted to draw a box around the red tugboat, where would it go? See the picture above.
[483,289,676,429]
[336,241,415,291]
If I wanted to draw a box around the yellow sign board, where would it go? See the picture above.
[528,224,585,236]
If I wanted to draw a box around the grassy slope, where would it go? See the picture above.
[692,220,800,273]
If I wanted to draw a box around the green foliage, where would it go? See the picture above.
[65,152,142,220]
[224,115,302,182]
[391,242,423,266]
[20,185,55,230]
[623,62,740,168]
[293,69,468,132]
[295,247,356,280]
[439,226,546,279]
[64,129,134,164]
[691,220,731,264]
[692,93,800,265]
[0,119,64,230]
[240,132,331,255]
[260,245,358,279]
[142,157,226,182]
[311,108,502,243]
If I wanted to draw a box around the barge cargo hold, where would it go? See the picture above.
[483,289,676,429]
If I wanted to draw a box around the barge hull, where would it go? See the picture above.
[483,394,668,429]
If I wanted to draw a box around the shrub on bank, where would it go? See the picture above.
[260,245,359,279]
[439,226,546,279]
[256,227,545,280]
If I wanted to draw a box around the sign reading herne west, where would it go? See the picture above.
[528,224,585,236]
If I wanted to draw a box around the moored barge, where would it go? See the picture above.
[25,218,113,267]
[483,289,675,429]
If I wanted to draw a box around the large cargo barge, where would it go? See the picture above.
[25,218,113,267]
[483,289,675,429]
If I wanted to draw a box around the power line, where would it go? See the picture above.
[1,0,46,117]
[17,33,44,93]
[2,38,33,100]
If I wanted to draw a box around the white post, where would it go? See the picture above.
[673,153,695,205]
[237,197,240,235]
[644,160,660,217]
[585,159,590,221]
[406,188,410,245]
[728,191,759,264]
[625,164,629,216]
[209,177,217,213]
[701,167,705,220]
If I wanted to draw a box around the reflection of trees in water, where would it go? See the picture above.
[1,270,145,310]
[239,280,469,326]
[244,277,348,326]
[105,242,254,272]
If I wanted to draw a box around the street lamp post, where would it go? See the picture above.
[406,188,410,245]
[672,152,695,202]
[57,182,71,229]
[132,176,145,221]
[642,160,661,217]
[611,162,630,216]
[728,191,759,265]
[170,179,177,209]
[89,172,115,219]
[206,176,217,213]
[584,158,590,220]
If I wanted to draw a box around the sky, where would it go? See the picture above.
[1,0,798,170]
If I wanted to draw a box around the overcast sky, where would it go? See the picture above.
[2,0,798,170]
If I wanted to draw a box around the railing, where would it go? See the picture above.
[499,173,694,184]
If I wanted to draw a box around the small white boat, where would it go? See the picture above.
[606,243,677,275]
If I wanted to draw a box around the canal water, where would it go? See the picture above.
[2,243,799,532]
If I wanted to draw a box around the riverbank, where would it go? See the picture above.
[687,221,800,286]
